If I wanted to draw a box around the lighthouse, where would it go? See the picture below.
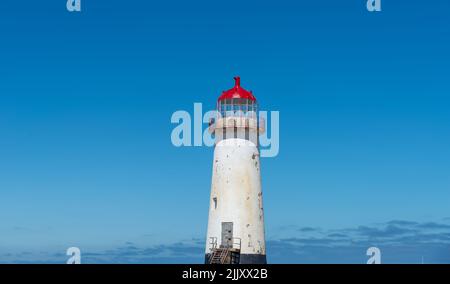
[205,77,266,264]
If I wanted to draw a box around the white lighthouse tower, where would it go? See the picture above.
[205,77,266,264]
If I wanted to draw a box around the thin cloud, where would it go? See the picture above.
[386,220,419,226]
[268,220,450,263]
[298,227,320,233]
[417,222,450,230]
[2,220,450,264]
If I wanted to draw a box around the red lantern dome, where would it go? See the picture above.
[218,77,257,102]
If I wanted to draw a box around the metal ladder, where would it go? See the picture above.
[209,248,230,264]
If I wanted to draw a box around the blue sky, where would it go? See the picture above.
[0,1,449,263]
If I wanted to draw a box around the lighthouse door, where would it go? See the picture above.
[221,222,233,248]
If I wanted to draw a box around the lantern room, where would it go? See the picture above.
[217,77,257,118]
[209,77,265,143]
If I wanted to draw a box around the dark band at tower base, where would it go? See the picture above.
[204,253,267,264]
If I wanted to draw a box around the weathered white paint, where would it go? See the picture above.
[205,118,265,256]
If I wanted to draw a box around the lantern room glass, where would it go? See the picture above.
[218,99,257,118]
